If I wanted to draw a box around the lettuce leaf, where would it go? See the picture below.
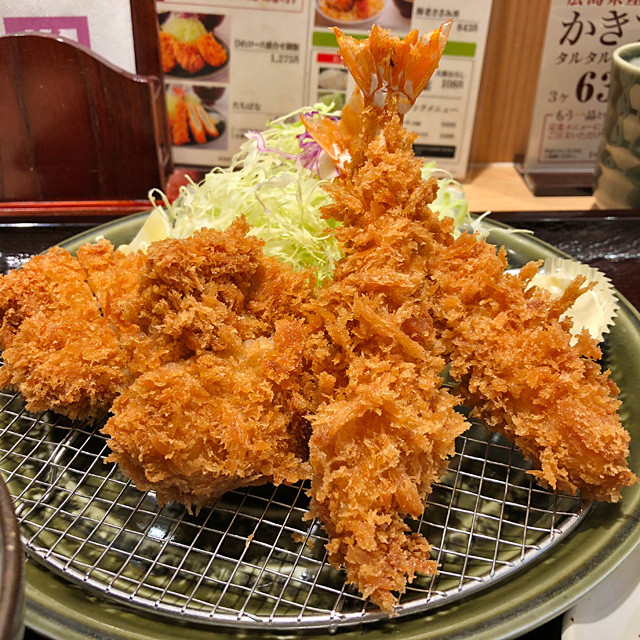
[133,103,474,285]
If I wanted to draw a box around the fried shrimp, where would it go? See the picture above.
[302,21,634,609]
[427,232,636,502]
[302,23,468,611]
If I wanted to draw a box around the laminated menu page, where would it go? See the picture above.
[523,0,640,186]
[157,0,492,178]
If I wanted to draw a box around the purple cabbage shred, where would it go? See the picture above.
[245,111,339,178]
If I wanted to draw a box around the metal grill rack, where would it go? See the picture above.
[0,386,588,630]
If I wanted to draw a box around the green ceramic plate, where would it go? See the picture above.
[10,213,640,640]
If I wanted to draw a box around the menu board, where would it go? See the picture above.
[0,0,137,74]
[157,0,492,178]
[523,0,640,181]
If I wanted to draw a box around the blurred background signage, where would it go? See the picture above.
[0,0,137,73]
[522,0,640,195]
[0,0,493,178]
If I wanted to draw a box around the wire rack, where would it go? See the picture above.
[0,385,588,630]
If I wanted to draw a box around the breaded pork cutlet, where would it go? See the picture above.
[173,40,205,74]
[1,221,317,506]
[100,220,317,507]
[0,248,129,419]
[78,220,317,378]
[119,218,314,361]
[104,321,312,507]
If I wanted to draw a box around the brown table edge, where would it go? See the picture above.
[0,201,154,224]
[2,202,639,226]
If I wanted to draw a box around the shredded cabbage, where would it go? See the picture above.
[161,14,207,43]
[136,103,475,285]
[420,162,478,237]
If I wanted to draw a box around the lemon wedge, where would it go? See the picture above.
[118,209,172,255]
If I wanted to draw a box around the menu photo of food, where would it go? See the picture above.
[314,0,411,30]
[315,0,385,25]
[159,12,229,82]
[316,66,348,110]
[166,83,228,151]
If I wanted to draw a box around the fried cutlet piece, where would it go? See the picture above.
[159,31,177,73]
[103,324,313,507]
[0,248,129,419]
[100,221,317,505]
[195,104,219,138]
[127,222,265,359]
[76,239,145,319]
[76,240,162,379]
[171,99,190,145]
[173,40,205,74]
[427,232,636,502]
[186,102,207,144]
[196,33,227,68]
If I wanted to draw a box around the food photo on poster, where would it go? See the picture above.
[166,84,227,148]
[314,0,412,31]
[159,11,229,81]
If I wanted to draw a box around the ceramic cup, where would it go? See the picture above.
[593,42,640,209]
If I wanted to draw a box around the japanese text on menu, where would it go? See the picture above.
[524,0,640,173]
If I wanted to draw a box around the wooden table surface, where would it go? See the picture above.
[463,163,596,214]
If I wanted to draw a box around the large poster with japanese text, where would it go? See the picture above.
[523,0,640,176]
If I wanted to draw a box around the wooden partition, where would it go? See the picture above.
[0,33,169,202]
[0,0,171,215]
[470,0,551,164]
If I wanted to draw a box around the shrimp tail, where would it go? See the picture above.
[301,21,451,172]
[300,90,364,172]
[336,21,451,114]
